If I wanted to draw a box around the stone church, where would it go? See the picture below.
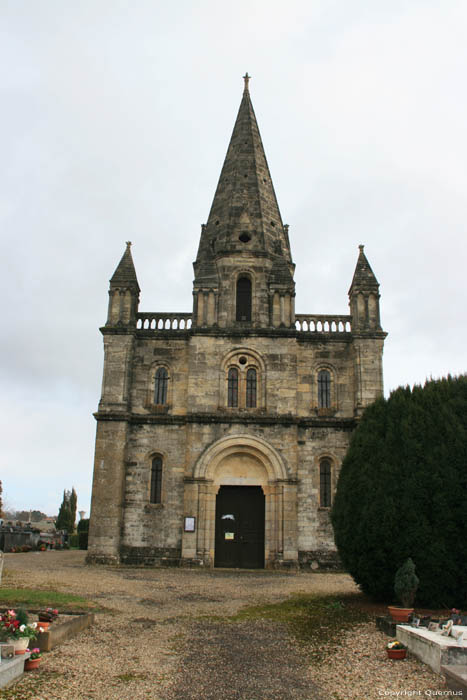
[87,76,386,570]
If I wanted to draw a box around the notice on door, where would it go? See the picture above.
[224,532,234,540]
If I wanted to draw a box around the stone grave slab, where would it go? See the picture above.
[397,624,467,674]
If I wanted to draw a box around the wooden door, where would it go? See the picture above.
[214,486,265,568]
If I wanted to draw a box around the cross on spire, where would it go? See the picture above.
[243,72,251,91]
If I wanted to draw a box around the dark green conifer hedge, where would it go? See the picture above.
[331,375,467,607]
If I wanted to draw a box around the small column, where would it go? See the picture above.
[272,292,280,327]
[207,290,215,325]
[197,479,215,565]
[364,293,370,328]
[284,294,292,327]
[192,291,199,327]
[203,291,209,326]
[214,291,219,326]
[281,479,298,563]
[197,290,204,326]
[181,478,199,561]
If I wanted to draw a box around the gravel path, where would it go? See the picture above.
[167,619,323,700]
[0,551,447,700]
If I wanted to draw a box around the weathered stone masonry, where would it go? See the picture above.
[87,76,386,569]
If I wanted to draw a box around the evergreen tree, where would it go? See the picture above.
[69,488,77,533]
[0,481,3,518]
[331,375,467,607]
[55,490,73,532]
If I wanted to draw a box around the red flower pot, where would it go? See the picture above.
[388,606,413,623]
[37,622,49,632]
[25,658,41,671]
[387,648,407,660]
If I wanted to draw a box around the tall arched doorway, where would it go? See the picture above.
[181,435,298,568]
[212,449,267,569]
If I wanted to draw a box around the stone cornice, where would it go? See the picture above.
[351,330,388,340]
[100,326,137,336]
[102,322,385,341]
[94,410,356,430]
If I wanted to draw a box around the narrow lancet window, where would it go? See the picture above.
[150,456,163,504]
[320,458,331,507]
[236,276,252,322]
[154,367,168,405]
[318,369,331,408]
[227,368,239,407]
[246,368,257,408]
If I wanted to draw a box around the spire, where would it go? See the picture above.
[348,245,379,295]
[110,241,140,292]
[195,75,292,270]
[348,245,382,332]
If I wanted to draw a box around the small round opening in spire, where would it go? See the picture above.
[239,232,251,243]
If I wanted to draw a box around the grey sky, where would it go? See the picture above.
[2,0,466,515]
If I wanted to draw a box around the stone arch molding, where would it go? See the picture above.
[221,347,266,373]
[193,434,288,483]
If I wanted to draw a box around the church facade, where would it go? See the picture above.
[87,77,386,570]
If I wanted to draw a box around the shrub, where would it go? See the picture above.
[331,375,467,607]
[78,531,88,550]
[69,534,79,549]
[77,518,89,550]
[394,558,419,607]
[77,518,89,534]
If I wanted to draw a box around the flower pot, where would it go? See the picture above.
[13,637,30,655]
[37,622,49,633]
[388,606,413,623]
[25,657,41,670]
[387,648,407,660]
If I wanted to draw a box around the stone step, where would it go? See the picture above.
[0,654,28,689]
[441,664,467,695]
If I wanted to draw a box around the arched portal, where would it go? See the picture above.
[181,435,298,568]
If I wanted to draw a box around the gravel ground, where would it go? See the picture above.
[0,551,448,700]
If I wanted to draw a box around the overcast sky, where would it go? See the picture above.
[2,0,466,517]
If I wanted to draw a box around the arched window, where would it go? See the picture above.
[154,367,168,405]
[150,456,163,504]
[227,368,238,407]
[320,458,331,507]
[236,277,252,322]
[246,368,257,408]
[318,369,331,408]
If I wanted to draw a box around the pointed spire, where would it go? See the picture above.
[195,75,292,269]
[110,241,140,292]
[348,244,379,295]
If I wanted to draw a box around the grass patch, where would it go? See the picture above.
[116,673,148,683]
[0,587,94,610]
[0,669,62,700]
[230,593,371,661]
